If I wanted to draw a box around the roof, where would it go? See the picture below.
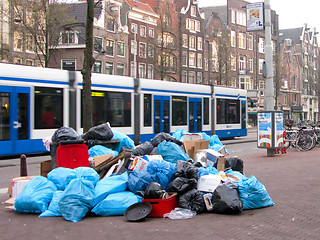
[201,6,228,26]
[125,0,156,15]
[279,28,303,44]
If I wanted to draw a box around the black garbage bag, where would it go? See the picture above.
[151,133,182,147]
[144,182,167,199]
[225,157,244,174]
[150,147,158,155]
[168,177,197,193]
[178,189,206,213]
[52,126,82,142]
[82,123,113,141]
[174,161,199,180]
[211,182,243,214]
[132,141,154,156]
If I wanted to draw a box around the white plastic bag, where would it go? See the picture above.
[163,208,196,220]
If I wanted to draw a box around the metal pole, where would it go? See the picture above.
[20,154,27,177]
[264,0,275,156]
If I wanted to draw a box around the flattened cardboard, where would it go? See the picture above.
[93,154,114,168]
[41,160,52,177]
[216,157,226,172]
[183,140,210,160]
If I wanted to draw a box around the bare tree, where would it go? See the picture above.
[7,0,75,67]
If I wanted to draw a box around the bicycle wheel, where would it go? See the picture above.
[284,131,297,149]
[296,134,314,151]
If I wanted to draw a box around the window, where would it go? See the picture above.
[148,64,154,79]
[189,35,196,49]
[139,63,146,78]
[62,60,75,71]
[197,37,203,50]
[140,26,146,37]
[117,42,125,56]
[90,91,131,127]
[107,17,115,32]
[182,34,188,48]
[35,87,63,129]
[189,71,196,83]
[204,98,209,125]
[205,59,208,71]
[259,59,264,74]
[93,60,102,73]
[26,59,34,66]
[231,10,236,24]
[191,5,196,17]
[195,20,200,32]
[26,34,35,52]
[240,77,253,89]
[105,40,114,56]
[259,38,265,53]
[231,30,236,47]
[292,76,297,89]
[249,58,253,72]
[217,99,240,124]
[181,70,187,83]
[231,55,236,71]
[60,31,78,44]
[14,31,23,51]
[248,34,253,50]
[182,51,188,66]
[148,44,155,58]
[238,32,246,49]
[163,14,171,28]
[231,77,237,87]
[239,55,246,71]
[139,42,146,58]
[14,58,22,64]
[117,63,125,76]
[189,52,196,67]
[236,12,246,26]
[106,62,113,75]
[149,28,154,38]
[131,23,137,33]
[172,96,187,125]
[144,94,152,126]
[197,53,202,68]
[197,72,202,83]
[94,37,103,52]
[131,40,137,55]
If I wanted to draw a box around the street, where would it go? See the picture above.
[2,131,320,239]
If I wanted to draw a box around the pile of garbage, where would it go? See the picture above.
[12,123,274,222]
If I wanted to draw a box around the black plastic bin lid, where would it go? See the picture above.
[124,202,152,222]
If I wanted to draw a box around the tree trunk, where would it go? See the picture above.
[81,0,94,132]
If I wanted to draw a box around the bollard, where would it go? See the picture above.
[20,154,28,177]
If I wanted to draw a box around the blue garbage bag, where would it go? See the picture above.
[172,128,187,141]
[147,159,176,190]
[202,133,224,151]
[235,176,274,210]
[39,191,64,217]
[128,170,154,193]
[157,140,190,163]
[47,167,76,191]
[111,129,135,153]
[92,191,142,216]
[14,176,57,214]
[66,167,100,187]
[94,172,129,204]
[198,166,219,177]
[59,178,96,222]
[88,145,118,158]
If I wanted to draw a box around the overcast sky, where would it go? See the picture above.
[199,0,320,31]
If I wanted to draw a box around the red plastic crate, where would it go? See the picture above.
[142,194,177,218]
[56,141,90,169]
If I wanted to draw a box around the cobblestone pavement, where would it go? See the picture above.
[1,145,320,240]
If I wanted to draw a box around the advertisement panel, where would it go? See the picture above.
[246,3,264,31]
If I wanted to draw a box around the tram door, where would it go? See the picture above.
[0,86,30,155]
[241,100,247,129]
[154,96,170,134]
[189,98,202,133]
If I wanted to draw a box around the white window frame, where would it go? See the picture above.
[139,63,146,78]
[197,53,202,68]
[197,37,203,50]
[139,42,146,58]
[191,5,196,17]
[148,64,154,79]
[189,52,196,67]
[238,32,246,49]
[140,25,146,37]
[231,30,236,47]
[248,34,253,50]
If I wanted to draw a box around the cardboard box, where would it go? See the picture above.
[216,157,226,172]
[93,154,114,168]
[41,160,52,177]
[7,176,36,197]
[183,140,210,160]
[182,133,202,142]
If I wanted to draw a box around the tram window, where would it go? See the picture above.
[144,94,152,126]
[89,91,131,127]
[34,87,63,129]
[203,98,209,125]
[217,99,240,124]
[172,96,187,126]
